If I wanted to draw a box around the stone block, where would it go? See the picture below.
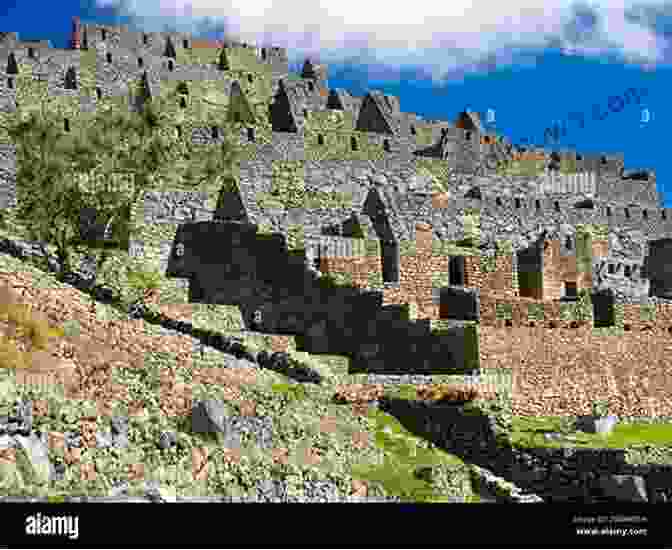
[597,474,648,503]
[575,415,618,435]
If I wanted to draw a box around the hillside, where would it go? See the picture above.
[2,18,672,506]
[0,242,497,503]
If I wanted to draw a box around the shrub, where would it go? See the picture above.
[271,383,307,402]
[126,267,162,291]
[591,399,611,417]
[20,309,53,351]
[125,265,163,305]
[417,384,479,403]
[0,335,28,369]
[333,384,385,404]
[318,272,351,289]
[481,254,497,273]
[60,320,80,339]
[0,284,58,351]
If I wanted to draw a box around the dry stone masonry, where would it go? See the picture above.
[0,17,670,419]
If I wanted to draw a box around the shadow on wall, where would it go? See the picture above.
[164,220,475,374]
[644,239,672,299]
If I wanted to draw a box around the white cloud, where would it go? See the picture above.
[97,0,668,82]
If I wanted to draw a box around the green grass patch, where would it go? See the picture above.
[0,244,480,502]
[349,408,470,502]
[270,382,308,402]
[508,416,672,449]
[384,384,418,402]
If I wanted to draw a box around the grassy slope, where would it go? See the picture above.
[509,415,672,458]
[0,249,478,502]
[2,224,670,501]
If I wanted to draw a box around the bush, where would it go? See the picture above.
[0,283,58,351]
[333,384,385,404]
[125,265,163,305]
[19,309,53,351]
[417,384,479,403]
[0,335,29,369]
[60,320,80,339]
[318,272,351,289]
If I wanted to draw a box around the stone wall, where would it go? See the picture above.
[620,302,672,331]
[478,294,592,329]
[0,23,666,253]
[318,222,450,320]
[350,319,477,375]
[479,325,672,417]
[3,21,672,387]
[382,398,672,503]
[591,238,609,258]
[433,193,672,248]
[541,238,594,300]
[464,252,517,297]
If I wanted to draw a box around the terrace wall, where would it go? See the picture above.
[479,325,672,418]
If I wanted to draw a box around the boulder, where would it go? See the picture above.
[158,431,178,450]
[191,399,229,434]
[228,417,274,450]
[95,431,114,448]
[7,398,33,435]
[597,475,648,503]
[190,400,241,449]
[255,478,288,502]
[575,415,618,435]
[110,416,129,448]
[14,433,53,485]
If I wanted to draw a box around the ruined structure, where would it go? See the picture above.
[0,18,669,418]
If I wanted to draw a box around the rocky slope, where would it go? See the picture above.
[0,246,498,503]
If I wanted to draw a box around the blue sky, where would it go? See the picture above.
[0,0,667,204]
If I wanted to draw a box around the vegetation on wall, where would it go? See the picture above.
[641,303,656,322]
[285,224,305,252]
[265,161,305,209]
[318,271,354,289]
[461,210,481,246]
[399,240,417,256]
[560,289,593,322]
[0,81,243,289]
[527,301,545,321]
[481,254,497,273]
[496,156,544,177]
[495,303,513,320]
[559,156,578,174]
[575,227,593,273]
[480,241,511,273]
[463,324,479,372]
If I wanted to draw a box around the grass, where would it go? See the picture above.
[0,246,480,502]
[508,415,672,449]
[351,407,471,502]
[3,225,670,501]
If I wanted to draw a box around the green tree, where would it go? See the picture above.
[0,80,243,283]
[0,105,91,275]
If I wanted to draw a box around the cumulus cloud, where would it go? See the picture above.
[96,0,668,82]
